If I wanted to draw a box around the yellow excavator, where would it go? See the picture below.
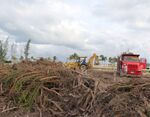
[64,53,99,70]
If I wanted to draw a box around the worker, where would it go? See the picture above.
[81,58,86,65]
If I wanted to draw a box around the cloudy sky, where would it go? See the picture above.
[0,0,150,61]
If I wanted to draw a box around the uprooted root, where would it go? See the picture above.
[0,60,99,117]
[93,79,150,117]
[1,60,150,117]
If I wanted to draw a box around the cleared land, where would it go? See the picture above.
[0,60,150,117]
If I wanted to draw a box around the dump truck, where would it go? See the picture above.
[117,53,147,77]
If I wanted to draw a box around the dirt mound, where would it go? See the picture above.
[0,60,98,117]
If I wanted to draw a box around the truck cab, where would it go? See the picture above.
[117,53,147,76]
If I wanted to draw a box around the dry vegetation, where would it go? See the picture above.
[0,60,150,117]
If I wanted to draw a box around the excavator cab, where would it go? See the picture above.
[76,57,88,71]
[77,57,87,64]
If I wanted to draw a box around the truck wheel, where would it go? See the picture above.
[80,65,87,71]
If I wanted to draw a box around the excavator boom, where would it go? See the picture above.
[87,53,98,68]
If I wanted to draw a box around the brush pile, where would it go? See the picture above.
[1,60,150,117]
[0,60,98,117]
[92,78,150,117]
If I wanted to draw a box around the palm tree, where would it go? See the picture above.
[100,55,106,63]
[109,57,112,63]
[104,56,107,62]
[69,53,79,61]
[100,55,104,61]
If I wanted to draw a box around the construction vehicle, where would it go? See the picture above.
[117,52,147,77]
[64,53,99,71]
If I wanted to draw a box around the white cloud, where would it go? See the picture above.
[0,0,150,61]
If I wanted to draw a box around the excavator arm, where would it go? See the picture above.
[87,53,98,68]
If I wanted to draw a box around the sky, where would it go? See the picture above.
[0,0,150,61]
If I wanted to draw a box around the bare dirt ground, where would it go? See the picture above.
[0,61,150,117]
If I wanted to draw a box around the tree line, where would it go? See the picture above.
[0,38,31,63]
[0,38,118,64]
[0,39,57,63]
[68,53,118,63]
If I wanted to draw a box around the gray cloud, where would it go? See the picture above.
[0,0,91,50]
[0,0,150,61]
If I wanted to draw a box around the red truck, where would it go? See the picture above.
[117,53,147,77]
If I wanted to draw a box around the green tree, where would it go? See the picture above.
[47,57,51,61]
[109,56,117,63]
[24,39,31,60]
[100,55,104,61]
[53,56,57,62]
[104,56,107,62]
[100,55,107,62]
[69,53,79,61]
[20,56,24,61]
[112,57,118,63]
[0,39,8,62]
[31,56,35,61]
[109,57,112,63]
